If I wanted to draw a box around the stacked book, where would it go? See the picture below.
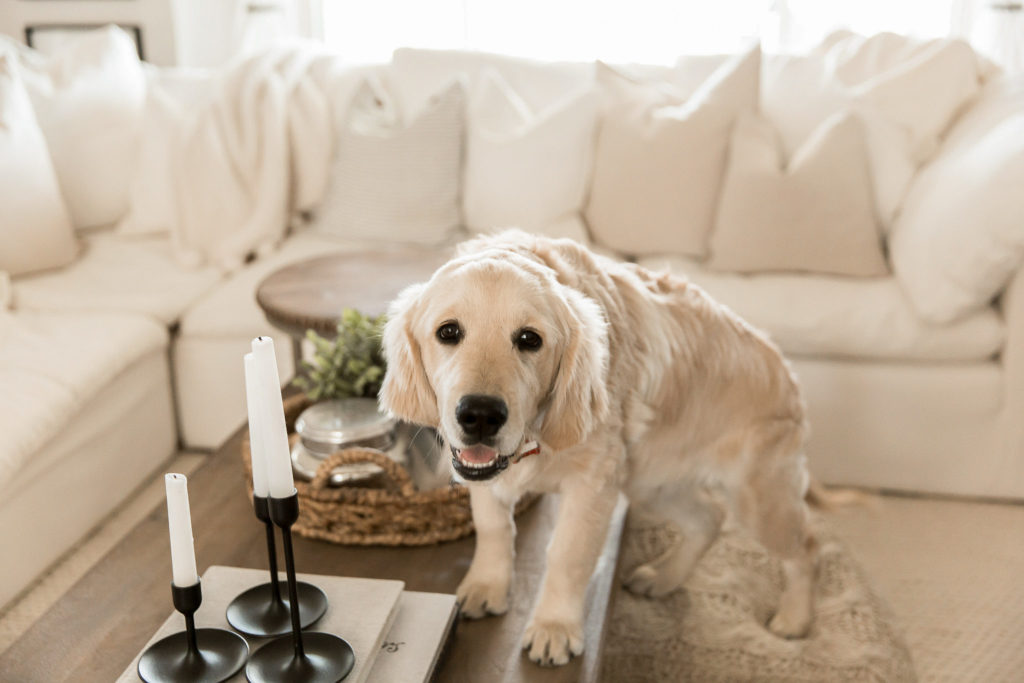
[118,566,458,683]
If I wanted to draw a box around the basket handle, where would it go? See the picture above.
[309,447,417,495]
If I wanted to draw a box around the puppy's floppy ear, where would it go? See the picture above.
[540,287,610,451]
[379,283,440,427]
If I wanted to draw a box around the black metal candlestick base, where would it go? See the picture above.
[247,632,356,683]
[226,580,329,637]
[246,492,355,683]
[227,496,328,636]
[138,581,248,683]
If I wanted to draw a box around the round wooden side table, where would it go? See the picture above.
[255,247,452,369]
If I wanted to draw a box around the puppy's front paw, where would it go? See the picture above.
[522,619,584,667]
[456,574,509,619]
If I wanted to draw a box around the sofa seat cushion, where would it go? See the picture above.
[180,230,374,338]
[12,230,222,326]
[637,255,1005,362]
[0,310,168,491]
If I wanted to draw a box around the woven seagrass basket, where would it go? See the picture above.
[241,393,533,545]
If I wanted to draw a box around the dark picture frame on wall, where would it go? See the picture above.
[25,24,145,60]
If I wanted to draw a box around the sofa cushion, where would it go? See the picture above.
[464,70,598,235]
[890,109,1024,324]
[761,33,984,227]
[763,33,983,161]
[309,77,465,246]
[12,230,222,326]
[11,26,145,230]
[116,65,217,237]
[709,112,887,276]
[0,55,78,276]
[0,310,167,491]
[585,48,760,259]
[637,255,1005,362]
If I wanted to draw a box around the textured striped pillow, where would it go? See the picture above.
[313,76,466,245]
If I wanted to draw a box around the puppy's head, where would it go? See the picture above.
[379,250,609,483]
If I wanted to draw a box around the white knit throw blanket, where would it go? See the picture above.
[601,517,916,682]
[169,46,337,272]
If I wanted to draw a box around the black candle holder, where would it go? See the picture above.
[226,495,328,636]
[246,492,355,683]
[138,580,248,683]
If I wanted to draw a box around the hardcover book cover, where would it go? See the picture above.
[366,590,459,683]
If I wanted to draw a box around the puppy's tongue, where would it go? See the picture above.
[459,445,498,464]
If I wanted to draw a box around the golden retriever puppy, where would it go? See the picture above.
[380,230,818,666]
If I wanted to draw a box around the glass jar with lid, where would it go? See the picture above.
[291,398,400,485]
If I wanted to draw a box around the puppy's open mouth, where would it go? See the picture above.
[450,444,511,481]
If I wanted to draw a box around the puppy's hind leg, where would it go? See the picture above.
[741,421,819,639]
[625,482,726,598]
[769,535,818,639]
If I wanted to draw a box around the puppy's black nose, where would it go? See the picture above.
[456,395,508,441]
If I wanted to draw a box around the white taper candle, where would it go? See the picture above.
[251,336,295,498]
[164,473,199,587]
[244,352,270,498]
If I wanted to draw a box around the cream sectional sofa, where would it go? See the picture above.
[3,29,1024,609]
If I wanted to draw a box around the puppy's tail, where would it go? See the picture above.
[805,476,877,510]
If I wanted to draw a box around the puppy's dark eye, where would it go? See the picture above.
[515,329,543,352]
[436,321,462,345]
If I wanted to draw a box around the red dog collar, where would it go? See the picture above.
[511,440,540,464]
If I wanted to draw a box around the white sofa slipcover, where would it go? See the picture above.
[0,311,174,606]
[637,256,1005,362]
[12,230,222,325]
[792,358,1006,496]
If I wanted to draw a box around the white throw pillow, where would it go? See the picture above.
[117,70,186,236]
[13,26,145,229]
[709,112,887,277]
[584,47,760,259]
[0,55,77,276]
[464,70,598,236]
[762,34,983,227]
[890,113,1024,323]
[312,76,465,245]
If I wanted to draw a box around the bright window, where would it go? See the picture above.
[320,0,962,63]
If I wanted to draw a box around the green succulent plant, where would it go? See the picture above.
[292,308,388,401]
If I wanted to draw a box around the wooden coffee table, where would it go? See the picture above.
[256,248,453,368]
[0,423,626,682]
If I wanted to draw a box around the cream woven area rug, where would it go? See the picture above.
[602,516,916,682]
